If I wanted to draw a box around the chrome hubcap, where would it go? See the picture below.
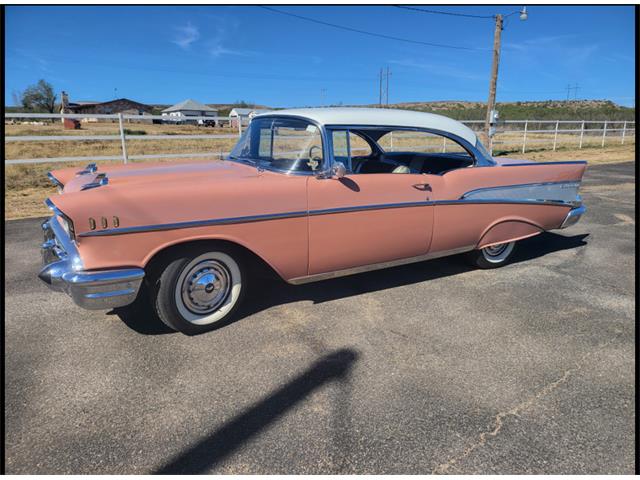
[180,260,231,315]
[484,243,509,257]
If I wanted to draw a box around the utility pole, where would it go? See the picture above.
[573,83,580,100]
[379,68,383,107]
[484,14,503,139]
[385,67,391,105]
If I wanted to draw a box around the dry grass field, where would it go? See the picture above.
[4,121,635,219]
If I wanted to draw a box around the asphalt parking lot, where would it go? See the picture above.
[4,161,635,474]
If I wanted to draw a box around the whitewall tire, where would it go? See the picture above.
[466,241,516,269]
[150,244,246,335]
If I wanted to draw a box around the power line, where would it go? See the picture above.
[259,6,483,51]
[395,6,494,19]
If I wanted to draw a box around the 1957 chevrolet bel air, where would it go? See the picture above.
[39,108,586,334]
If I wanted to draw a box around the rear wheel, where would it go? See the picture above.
[466,241,516,269]
[149,244,246,335]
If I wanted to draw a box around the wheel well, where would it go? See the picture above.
[144,239,281,281]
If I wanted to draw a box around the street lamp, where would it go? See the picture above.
[519,7,528,21]
[484,6,528,150]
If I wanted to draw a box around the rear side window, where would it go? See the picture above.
[377,130,469,155]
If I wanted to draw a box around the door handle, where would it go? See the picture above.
[412,183,431,191]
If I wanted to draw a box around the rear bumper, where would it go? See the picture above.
[38,216,144,310]
[559,205,586,229]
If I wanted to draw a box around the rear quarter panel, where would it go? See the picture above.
[425,161,586,253]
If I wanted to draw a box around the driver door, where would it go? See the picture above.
[306,130,434,276]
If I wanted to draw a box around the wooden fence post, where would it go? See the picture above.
[579,121,585,149]
[522,120,528,153]
[552,120,559,151]
[621,121,627,145]
[118,113,128,164]
[601,121,607,147]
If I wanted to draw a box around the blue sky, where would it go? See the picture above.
[4,5,636,107]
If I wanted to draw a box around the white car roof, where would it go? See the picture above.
[253,107,478,146]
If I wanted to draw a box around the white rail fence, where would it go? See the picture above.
[4,113,635,166]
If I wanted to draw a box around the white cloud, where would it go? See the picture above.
[172,22,200,49]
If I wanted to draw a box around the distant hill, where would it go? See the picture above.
[7,99,634,121]
[369,100,635,122]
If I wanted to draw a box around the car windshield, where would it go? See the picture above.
[229,117,324,173]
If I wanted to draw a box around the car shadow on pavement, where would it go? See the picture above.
[114,232,588,335]
[152,348,359,474]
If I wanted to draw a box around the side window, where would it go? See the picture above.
[377,130,469,155]
[348,132,373,157]
[331,130,373,172]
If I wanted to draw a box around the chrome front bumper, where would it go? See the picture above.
[559,205,586,229]
[38,216,144,310]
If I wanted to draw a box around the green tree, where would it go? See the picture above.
[18,79,57,113]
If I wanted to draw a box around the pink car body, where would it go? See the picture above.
[39,108,586,320]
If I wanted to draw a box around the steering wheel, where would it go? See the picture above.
[307,145,322,171]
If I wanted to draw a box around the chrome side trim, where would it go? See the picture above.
[435,199,572,207]
[461,181,581,207]
[309,201,433,216]
[78,203,433,237]
[288,245,476,285]
[79,210,309,237]
[499,160,587,167]
[78,197,577,238]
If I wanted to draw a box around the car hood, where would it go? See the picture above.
[48,159,309,238]
[55,160,257,193]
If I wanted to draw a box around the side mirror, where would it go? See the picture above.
[332,161,347,179]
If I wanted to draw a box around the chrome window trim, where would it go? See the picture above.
[325,128,377,173]
[77,197,575,238]
[322,124,494,168]
[230,117,495,178]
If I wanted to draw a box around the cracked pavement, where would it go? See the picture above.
[4,161,635,474]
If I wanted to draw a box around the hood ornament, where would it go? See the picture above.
[81,173,109,191]
[76,163,98,176]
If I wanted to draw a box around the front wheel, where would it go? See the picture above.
[149,244,246,335]
[466,241,516,269]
